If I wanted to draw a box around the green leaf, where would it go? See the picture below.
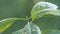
[32,2,58,11]
[31,2,58,21]
[36,9,60,18]
[12,22,41,34]
[32,9,60,21]
[42,29,60,34]
[32,9,60,30]
[0,18,23,33]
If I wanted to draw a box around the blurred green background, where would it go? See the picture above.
[0,0,34,34]
[0,0,60,34]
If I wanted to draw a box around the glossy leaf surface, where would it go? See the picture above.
[31,2,59,21]
[12,22,41,34]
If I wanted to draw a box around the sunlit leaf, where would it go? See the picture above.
[31,2,58,21]
[0,18,22,33]
[32,9,60,21]
[31,2,58,13]
[12,22,41,34]
[36,9,60,18]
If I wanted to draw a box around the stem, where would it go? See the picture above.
[17,16,31,21]
[18,18,26,20]
[18,16,33,22]
[25,16,31,20]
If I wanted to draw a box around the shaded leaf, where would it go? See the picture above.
[33,14,60,31]
[12,22,41,34]
[42,29,60,34]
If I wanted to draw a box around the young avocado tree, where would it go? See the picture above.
[0,2,60,34]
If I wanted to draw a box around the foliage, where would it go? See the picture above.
[0,1,60,34]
